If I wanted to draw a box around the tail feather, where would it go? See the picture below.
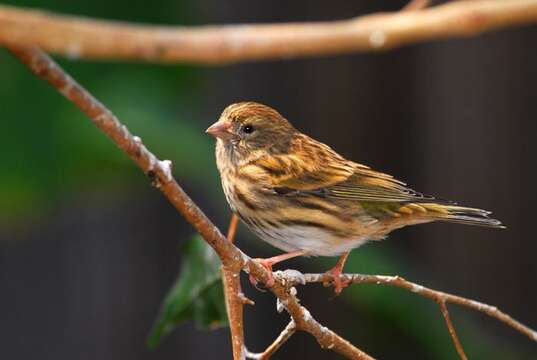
[422,204,505,229]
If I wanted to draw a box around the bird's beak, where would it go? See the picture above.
[206,120,236,140]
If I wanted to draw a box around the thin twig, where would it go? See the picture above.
[303,273,537,344]
[8,46,372,360]
[2,1,537,64]
[438,301,468,360]
[224,213,253,308]
[7,46,240,265]
[246,320,296,360]
[266,272,374,360]
[222,214,247,359]
[222,267,246,360]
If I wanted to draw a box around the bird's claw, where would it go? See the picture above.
[324,267,349,296]
[248,274,268,292]
[331,274,350,296]
[249,258,275,291]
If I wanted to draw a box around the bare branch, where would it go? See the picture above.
[246,321,296,360]
[438,301,468,360]
[222,214,248,359]
[8,46,372,360]
[303,273,537,344]
[7,46,242,264]
[267,281,375,360]
[2,1,537,64]
[222,267,246,360]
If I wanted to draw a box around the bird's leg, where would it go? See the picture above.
[325,251,350,296]
[249,250,307,288]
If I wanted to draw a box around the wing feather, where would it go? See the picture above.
[262,135,437,203]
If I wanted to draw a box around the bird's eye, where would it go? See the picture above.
[242,124,255,134]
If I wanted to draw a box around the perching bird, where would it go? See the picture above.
[206,102,503,294]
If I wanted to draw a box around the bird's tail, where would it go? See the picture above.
[420,203,505,228]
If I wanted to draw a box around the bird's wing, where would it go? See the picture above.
[259,135,436,203]
[325,167,436,203]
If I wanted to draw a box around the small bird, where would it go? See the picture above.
[206,102,503,294]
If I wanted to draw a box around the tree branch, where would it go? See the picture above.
[8,46,372,359]
[438,300,467,360]
[267,275,374,360]
[222,214,248,360]
[302,273,537,345]
[2,1,537,64]
[246,320,296,360]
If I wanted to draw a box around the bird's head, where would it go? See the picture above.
[206,102,296,156]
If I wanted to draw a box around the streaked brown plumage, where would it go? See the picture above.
[207,102,503,292]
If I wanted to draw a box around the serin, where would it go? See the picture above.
[207,102,503,294]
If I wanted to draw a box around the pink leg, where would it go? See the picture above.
[325,251,350,296]
[249,250,307,288]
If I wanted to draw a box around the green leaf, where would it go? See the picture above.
[147,235,228,349]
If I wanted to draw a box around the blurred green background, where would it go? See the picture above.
[1,0,536,359]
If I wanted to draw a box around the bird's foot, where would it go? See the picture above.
[327,267,350,296]
[323,252,350,296]
[248,250,307,290]
[249,258,275,290]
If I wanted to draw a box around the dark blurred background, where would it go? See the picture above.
[1,0,536,359]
